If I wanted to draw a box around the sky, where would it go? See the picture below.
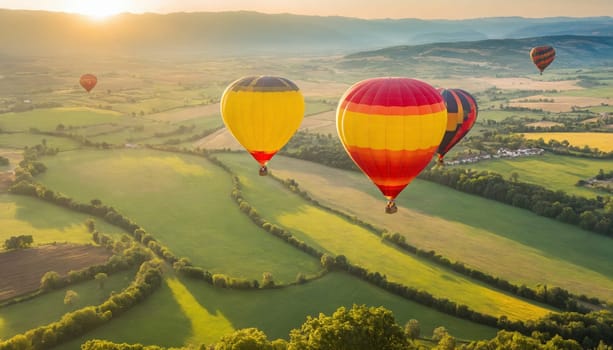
[0,0,612,20]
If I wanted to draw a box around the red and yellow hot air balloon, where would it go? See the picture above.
[530,46,556,75]
[221,76,304,175]
[336,77,447,213]
[435,88,478,166]
[79,74,97,93]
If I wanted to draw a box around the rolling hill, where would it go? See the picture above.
[344,35,613,74]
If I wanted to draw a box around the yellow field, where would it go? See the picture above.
[523,132,613,151]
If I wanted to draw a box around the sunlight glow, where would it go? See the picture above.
[67,0,127,20]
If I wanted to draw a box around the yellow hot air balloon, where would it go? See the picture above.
[221,76,304,175]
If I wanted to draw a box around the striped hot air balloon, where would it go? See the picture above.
[336,77,447,214]
[221,76,304,175]
[79,74,97,93]
[436,88,478,166]
[530,46,556,75]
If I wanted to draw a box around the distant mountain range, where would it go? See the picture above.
[0,9,611,57]
[345,35,613,74]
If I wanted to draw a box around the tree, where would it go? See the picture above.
[85,218,96,233]
[288,304,409,350]
[214,328,274,350]
[432,326,449,342]
[436,334,456,350]
[64,290,79,306]
[40,271,62,291]
[262,272,275,288]
[510,172,520,183]
[320,254,335,270]
[3,235,34,250]
[405,319,421,341]
[95,273,108,289]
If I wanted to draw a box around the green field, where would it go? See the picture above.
[216,153,556,320]
[464,153,613,198]
[0,133,81,151]
[37,149,322,284]
[478,110,545,122]
[0,194,124,249]
[56,272,497,349]
[0,269,135,340]
[0,108,124,132]
[266,155,613,301]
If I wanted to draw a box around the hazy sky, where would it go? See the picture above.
[1,0,612,19]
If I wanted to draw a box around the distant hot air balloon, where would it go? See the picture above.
[530,46,556,75]
[435,88,478,166]
[79,74,97,92]
[336,77,447,214]
[221,76,304,175]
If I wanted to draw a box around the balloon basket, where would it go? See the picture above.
[259,166,268,176]
[385,201,398,214]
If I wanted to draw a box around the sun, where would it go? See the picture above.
[68,0,128,20]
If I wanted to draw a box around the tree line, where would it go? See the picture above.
[419,168,613,237]
[0,259,163,350]
[78,304,613,350]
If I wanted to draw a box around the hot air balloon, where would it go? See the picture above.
[435,88,478,166]
[79,74,97,93]
[336,77,447,214]
[530,46,556,75]
[221,76,304,175]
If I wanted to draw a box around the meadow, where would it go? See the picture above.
[0,107,123,132]
[0,133,81,151]
[55,271,497,349]
[0,194,123,249]
[0,269,135,340]
[464,152,613,198]
[266,155,613,301]
[37,149,322,284]
[216,152,557,320]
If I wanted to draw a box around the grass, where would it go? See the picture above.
[37,149,322,283]
[265,155,613,302]
[548,86,612,98]
[478,110,545,122]
[463,152,613,197]
[0,269,135,340]
[0,194,124,250]
[0,133,81,151]
[216,152,556,320]
[304,100,335,116]
[522,132,613,152]
[0,107,123,132]
[56,272,497,349]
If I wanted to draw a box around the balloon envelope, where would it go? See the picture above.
[336,77,447,204]
[530,46,556,74]
[79,74,97,92]
[221,76,304,168]
[436,88,478,163]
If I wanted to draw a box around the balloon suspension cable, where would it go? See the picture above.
[385,200,398,214]
[437,156,445,167]
[258,165,268,176]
